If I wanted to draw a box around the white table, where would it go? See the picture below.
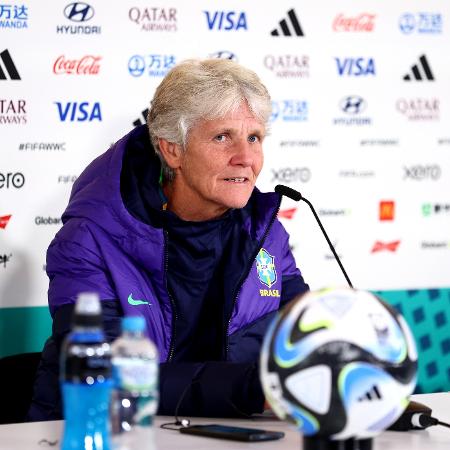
[0,393,448,450]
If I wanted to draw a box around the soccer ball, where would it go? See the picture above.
[260,288,418,440]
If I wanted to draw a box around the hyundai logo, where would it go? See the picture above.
[339,96,366,114]
[64,2,94,22]
[209,51,238,61]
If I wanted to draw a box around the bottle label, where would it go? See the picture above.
[112,357,157,393]
[63,341,111,383]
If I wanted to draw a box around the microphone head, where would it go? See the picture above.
[274,184,302,202]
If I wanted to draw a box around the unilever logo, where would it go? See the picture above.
[271,100,308,122]
[128,54,176,77]
[399,13,442,34]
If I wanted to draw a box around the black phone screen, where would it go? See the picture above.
[179,424,285,441]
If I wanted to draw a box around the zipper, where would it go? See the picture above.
[164,229,178,362]
[224,197,281,358]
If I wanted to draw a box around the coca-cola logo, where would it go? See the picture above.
[333,13,376,32]
[53,55,102,75]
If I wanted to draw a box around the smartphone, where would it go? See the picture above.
[179,424,285,442]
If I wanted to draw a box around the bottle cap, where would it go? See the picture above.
[73,292,102,327]
[122,315,146,333]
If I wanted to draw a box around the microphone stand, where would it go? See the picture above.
[300,196,353,289]
[275,184,353,288]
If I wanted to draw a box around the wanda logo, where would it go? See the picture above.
[53,55,102,75]
[333,13,376,32]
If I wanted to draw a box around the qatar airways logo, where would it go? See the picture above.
[396,98,439,121]
[128,7,177,32]
[263,54,309,78]
[53,55,101,75]
[333,13,376,32]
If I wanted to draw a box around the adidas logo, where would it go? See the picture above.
[403,55,434,81]
[0,49,21,80]
[357,384,382,401]
[271,9,304,36]
[133,108,148,127]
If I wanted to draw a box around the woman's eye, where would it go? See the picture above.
[215,134,226,142]
[248,135,259,143]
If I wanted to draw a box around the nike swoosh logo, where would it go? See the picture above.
[127,294,150,306]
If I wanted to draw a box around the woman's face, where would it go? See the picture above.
[169,102,265,220]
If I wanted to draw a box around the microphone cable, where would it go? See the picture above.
[388,400,450,431]
[159,363,262,431]
[159,365,206,431]
[410,413,450,429]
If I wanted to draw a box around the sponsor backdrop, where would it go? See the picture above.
[1,1,449,391]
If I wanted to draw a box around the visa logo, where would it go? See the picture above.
[203,11,247,30]
[335,57,375,76]
[55,102,102,122]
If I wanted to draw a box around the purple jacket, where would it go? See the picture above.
[29,125,308,420]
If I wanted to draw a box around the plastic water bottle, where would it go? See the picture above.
[60,292,112,450]
[111,316,159,435]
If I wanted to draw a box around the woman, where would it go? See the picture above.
[28,58,308,421]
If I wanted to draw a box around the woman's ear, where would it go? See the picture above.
[158,138,183,169]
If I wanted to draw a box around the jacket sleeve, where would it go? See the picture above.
[28,236,265,421]
[27,233,121,422]
[278,221,310,307]
[28,299,265,421]
[26,301,122,422]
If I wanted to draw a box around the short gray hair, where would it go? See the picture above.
[147,58,271,182]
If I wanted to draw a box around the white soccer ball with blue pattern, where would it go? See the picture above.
[260,288,418,439]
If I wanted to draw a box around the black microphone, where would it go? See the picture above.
[274,184,353,288]
[387,399,450,431]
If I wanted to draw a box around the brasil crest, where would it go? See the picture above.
[256,248,277,288]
